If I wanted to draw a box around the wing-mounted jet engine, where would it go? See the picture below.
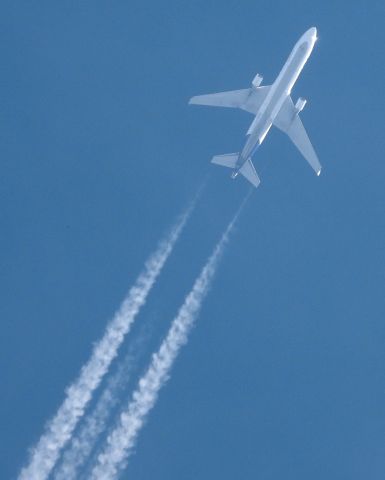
[295,97,307,113]
[252,73,263,88]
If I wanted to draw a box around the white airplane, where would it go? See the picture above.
[189,27,321,188]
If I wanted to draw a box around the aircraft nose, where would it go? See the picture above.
[308,27,317,40]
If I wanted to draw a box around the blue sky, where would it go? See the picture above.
[1,1,385,479]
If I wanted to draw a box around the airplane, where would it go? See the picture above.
[189,27,321,188]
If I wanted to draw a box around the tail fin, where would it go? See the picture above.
[211,153,238,168]
[239,159,260,188]
[211,154,261,189]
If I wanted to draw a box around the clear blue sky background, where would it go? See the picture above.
[1,1,384,479]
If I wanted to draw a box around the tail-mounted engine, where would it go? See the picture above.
[295,97,307,113]
[252,73,263,88]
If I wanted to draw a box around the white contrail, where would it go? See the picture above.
[53,343,138,480]
[89,204,244,480]
[18,206,193,480]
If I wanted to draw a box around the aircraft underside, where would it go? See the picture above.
[188,27,321,188]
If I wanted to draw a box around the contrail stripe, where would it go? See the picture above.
[18,206,193,480]
[52,342,138,480]
[89,204,244,480]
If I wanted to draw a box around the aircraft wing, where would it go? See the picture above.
[189,86,271,115]
[273,96,321,175]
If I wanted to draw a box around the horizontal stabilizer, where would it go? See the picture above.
[211,153,238,169]
[239,159,260,188]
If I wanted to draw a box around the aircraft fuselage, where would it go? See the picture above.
[234,27,317,173]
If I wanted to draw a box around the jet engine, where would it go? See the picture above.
[295,97,307,113]
[252,73,263,88]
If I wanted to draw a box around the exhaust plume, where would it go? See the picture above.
[89,202,245,480]
[18,206,193,480]
[53,340,140,480]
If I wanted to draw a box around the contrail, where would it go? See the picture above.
[89,198,247,480]
[52,339,141,480]
[18,205,194,480]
